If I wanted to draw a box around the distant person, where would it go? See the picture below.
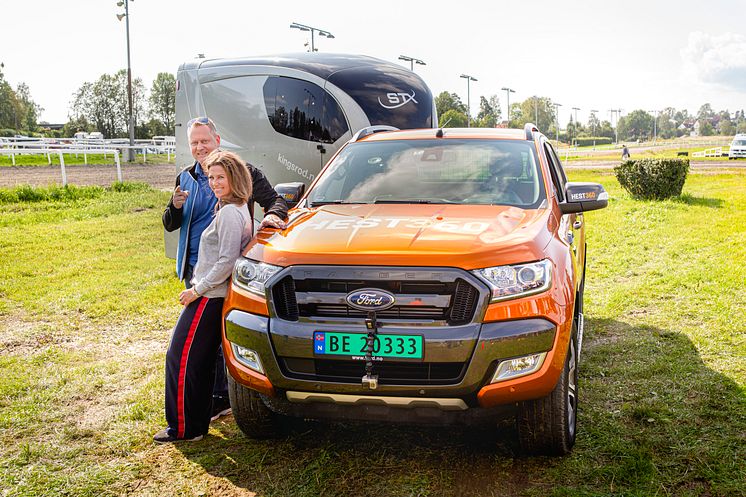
[162,117,287,423]
[621,144,630,160]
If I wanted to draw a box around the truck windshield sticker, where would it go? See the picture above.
[304,217,490,234]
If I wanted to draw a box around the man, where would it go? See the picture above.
[621,144,630,160]
[162,117,287,422]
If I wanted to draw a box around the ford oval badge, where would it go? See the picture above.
[346,288,395,311]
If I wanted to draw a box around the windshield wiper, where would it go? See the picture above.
[373,198,458,204]
[309,200,366,207]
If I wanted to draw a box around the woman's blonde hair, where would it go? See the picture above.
[202,150,253,206]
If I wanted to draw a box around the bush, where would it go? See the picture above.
[575,137,613,147]
[0,184,105,204]
[0,128,17,137]
[109,181,151,193]
[614,158,689,200]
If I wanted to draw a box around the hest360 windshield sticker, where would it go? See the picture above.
[303,217,490,234]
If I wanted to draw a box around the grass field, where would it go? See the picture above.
[0,173,744,496]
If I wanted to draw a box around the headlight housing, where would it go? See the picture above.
[232,258,282,296]
[473,259,552,302]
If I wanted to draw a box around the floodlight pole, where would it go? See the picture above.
[501,87,515,126]
[590,109,599,148]
[460,74,477,127]
[398,55,426,72]
[290,22,334,52]
[554,103,562,143]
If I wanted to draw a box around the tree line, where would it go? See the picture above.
[434,91,746,143]
[0,63,44,136]
[0,64,175,140]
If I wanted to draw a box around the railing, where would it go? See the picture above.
[0,147,122,186]
[692,147,723,158]
[0,136,176,164]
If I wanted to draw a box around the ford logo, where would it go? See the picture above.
[345,288,395,311]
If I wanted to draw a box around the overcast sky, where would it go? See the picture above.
[2,0,745,125]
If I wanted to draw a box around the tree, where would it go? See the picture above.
[617,110,654,141]
[475,95,501,127]
[434,92,467,120]
[438,109,468,128]
[148,72,175,135]
[512,97,555,133]
[697,103,714,121]
[69,70,146,138]
[15,82,43,132]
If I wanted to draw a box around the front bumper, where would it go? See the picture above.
[224,309,560,411]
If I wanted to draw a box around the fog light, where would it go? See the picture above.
[491,352,547,383]
[231,343,264,374]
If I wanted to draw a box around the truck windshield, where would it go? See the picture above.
[309,139,546,208]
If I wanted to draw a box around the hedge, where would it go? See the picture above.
[614,158,689,200]
[575,137,612,147]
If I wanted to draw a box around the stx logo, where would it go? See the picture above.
[378,91,418,109]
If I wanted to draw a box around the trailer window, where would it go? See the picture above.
[264,77,349,143]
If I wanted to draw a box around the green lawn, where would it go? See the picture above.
[0,174,744,496]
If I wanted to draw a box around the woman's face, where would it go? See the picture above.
[208,165,232,200]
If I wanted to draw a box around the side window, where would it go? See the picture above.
[263,76,349,143]
[543,142,567,202]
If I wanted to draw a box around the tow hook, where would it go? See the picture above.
[362,312,379,390]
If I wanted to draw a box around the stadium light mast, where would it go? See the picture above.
[116,0,135,161]
[290,22,334,52]
[460,74,478,127]
[398,55,426,72]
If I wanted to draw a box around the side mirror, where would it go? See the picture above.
[274,182,306,209]
[560,182,608,214]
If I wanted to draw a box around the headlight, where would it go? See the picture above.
[232,258,282,296]
[473,259,552,302]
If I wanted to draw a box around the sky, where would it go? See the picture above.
[2,0,745,126]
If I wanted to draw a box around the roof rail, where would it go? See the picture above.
[351,125,399,142]
[524,122,539,140]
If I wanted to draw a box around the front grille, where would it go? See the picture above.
[281,357,465,385]
[270,270,481,325]
[303,304,446,320]
[271,276,298,321]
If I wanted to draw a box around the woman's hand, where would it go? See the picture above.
[179,288,199,306]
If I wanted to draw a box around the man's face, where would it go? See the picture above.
[189,125,220,166]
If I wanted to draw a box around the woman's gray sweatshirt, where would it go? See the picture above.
[191,202,252,298]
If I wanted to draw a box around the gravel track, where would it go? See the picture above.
[0,163,180,189]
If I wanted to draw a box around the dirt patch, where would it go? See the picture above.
[0,163,180,189]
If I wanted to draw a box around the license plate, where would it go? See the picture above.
[313,332,423,360]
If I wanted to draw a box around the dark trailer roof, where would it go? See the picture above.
[181,53,402,79]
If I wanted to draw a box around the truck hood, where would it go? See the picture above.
[246,204,555,269]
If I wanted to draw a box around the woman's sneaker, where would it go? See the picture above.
[153,428,204,443]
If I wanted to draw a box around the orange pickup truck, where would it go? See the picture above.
[222,124,607,455]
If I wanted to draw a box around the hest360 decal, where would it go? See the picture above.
[303,217,491,234]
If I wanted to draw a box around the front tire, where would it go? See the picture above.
[228,376,281,439]
[516,332,578,456]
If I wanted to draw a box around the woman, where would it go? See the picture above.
[154,150,253,443]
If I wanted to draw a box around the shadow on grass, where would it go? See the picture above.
[176,318,745,497]
[674,193,725,208]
